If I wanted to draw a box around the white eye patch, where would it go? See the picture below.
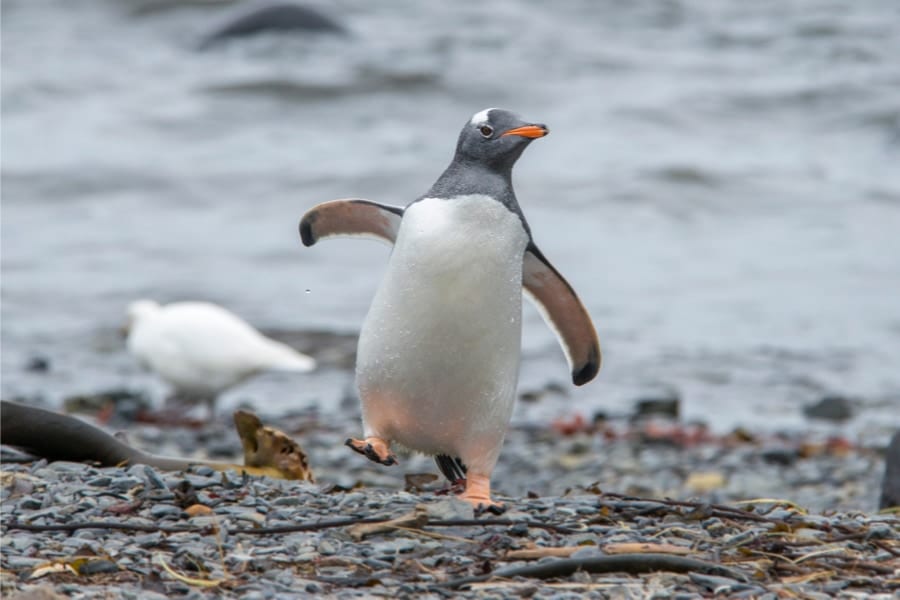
[469,107,496,126]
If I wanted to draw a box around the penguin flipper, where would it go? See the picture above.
[522,244,601,386]
[299,199,403,246]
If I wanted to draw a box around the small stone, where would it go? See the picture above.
[134,532,163,548]
[143,466,169,490]
[75,497,98,512]
[109,477,143,492]
[6,555,45,569]
[317,539,338,555]
[233,510,266,526]
[760,447,797,466]
[25,355,51,372]
[184,475,217,489]
[187,516,218,528]
[149,504,183,519]
[272,496,304,507]
[689,573,745,593]
[87,476,112,487]
[78,559,119,575]
[632,394,680,420]
[5,534,35,551]
[17,497,43,510]
[192,466,216,477]
[425,498,474,521]
[803,395,854,421]
[363,558,392,571]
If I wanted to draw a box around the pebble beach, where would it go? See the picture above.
[2,410,898,598]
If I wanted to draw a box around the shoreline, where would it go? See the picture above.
[2,416,897,598]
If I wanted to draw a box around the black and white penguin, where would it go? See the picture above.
[300,108,600,512]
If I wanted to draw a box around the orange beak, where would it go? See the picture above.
[501,124,548,139]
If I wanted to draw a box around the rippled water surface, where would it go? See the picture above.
[3,0,899,438]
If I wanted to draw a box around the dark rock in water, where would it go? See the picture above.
[760,447,798,466]
[592,410,609,425]
[803,395,854,421]
[198,2,347,50]
[24,355,51,373]
[879,430,900,509]
[631,394,680,421]
[519,380,567,403]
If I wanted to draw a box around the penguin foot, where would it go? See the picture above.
[345,437,397,466]
[457,473,506,515]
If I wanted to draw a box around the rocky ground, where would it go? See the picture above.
[1,407,898,599]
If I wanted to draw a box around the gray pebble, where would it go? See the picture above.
[192,465,216,477]
[295,551,318,562]
[142,466,169,490]
[75,497,98,511]
[109,476,143,492]
[363,558,393,570]
[17,497,42,510]
[78,559,119,575]
[6,556,45,569]
[317,539,338,555]
[232,510,266,526]
[272,496,305,507]
[425,498,474,520]
[134,532,164,548]
[4,534,34,551]
[184,474,217,489]
[149,503,183,519]
[145,490,176,502]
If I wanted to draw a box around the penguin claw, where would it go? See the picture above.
[345,437,398,466]
[475,502,507,516]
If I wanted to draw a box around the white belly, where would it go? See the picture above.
[356,195,529,472]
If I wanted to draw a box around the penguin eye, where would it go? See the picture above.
[479,125,494,138]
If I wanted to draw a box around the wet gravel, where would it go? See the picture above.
[2,414,897,598]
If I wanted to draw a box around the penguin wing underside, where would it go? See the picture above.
[523,245,601,386]
[299,198,404,246]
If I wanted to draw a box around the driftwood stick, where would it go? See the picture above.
[439,553,750,589]
[598,492,777,524]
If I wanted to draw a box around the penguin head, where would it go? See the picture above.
[454,108,548,170]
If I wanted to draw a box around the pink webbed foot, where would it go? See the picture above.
[457,473,506,515]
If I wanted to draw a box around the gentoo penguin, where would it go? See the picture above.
[125,300,316,411]
[299,108,600,511]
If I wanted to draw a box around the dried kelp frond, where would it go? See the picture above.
[233,410,314,481]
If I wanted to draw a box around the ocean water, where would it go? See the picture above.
[2,0,899,439]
